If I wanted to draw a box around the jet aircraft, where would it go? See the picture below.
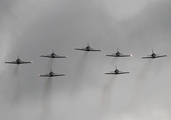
[104,66,130,75]
[105,48,132,57]
[40,49,67,58]
[141,49,167,59]
[38,69,65,77]
[5,56,33,64]
[75,43,102,52]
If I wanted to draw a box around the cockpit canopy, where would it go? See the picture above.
[115,69,119,73]
[51,53,56,57]
[116,52,121,56]
[16,58,21,63]
[49,71,54,75]
[86,46,91,50]
[151,53,156,57]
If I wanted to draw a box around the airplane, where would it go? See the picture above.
[141,49,167,59]
[38,68,65,77]
[40,49,67,58]
[75,43,102,52]
[5,56,33,64]
[105,48,132,57]
[104,66,130,75]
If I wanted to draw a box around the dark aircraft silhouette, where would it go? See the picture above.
[38,69,65,77]
[105,48,132,57]
[104,66,130,75]
[5,56,33,64]
[40,49,67,58]
[75,43,102,52]
[141,49,167,59]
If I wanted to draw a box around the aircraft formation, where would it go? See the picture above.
[5,43,167,77]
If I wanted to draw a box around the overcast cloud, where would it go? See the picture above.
[1,0,171,120]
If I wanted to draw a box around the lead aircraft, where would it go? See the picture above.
[104,66,130,75]
[105,48,132,57]
[38,68,65,77]
[141,49,167,59]
[5,56,33,64]
[40,49,67,58]
[75,43,102,52]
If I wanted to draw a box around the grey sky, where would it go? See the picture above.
[1,0,171,120]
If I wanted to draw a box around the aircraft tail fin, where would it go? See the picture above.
[115,65,117,70]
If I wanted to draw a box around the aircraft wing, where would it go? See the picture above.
[40,54,51,58]
[141,56,153,59]
[75,48,87,51]
[54,56,67,58]
[40,55,67,58]
[104,72,117,74]
[119,54,132,57]
[88,49,102,51]
[19,61,32,64]
[117,72,130,74]
[53,74,65,76]
[5,61,32,64]
[105,54,131,57]
[38,74,51,77]
[38,74,65,77]
[155,55,167,58]
[141,55,167,59]
[75,48,101,51]
[5,61,18,64]
[104,72,130,75]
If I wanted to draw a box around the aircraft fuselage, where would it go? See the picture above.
[49,71,54,76]
[16,59,21,64]
[86,46,91,51]
[151,53,156,58]
[51,53,56,58]
[116,52,121,56]
[114,69,119,74]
